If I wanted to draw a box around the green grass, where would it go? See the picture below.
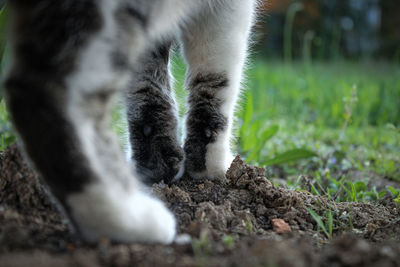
[307,208,333,239]
[244,60,400,128]
[0,99,16,150]
[170,55,400,203]
[236,59,399,204]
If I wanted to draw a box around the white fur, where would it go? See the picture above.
[63,0,177,243]
[65,0,130,186]
[66,0,124,96]
[67,182,176,244]
[180,0,255,180]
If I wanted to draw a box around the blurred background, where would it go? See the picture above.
[256,0,400,61]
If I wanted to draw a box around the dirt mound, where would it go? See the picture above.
[156,155,400,243]
[0,145,400,266]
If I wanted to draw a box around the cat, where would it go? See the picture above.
[4,0,256,244]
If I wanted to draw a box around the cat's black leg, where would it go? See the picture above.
[4,0,176,243]
[125,42,184,184]
[179,1,255,181]
[4,0,103,208]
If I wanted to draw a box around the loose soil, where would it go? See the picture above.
[0,145,399,267]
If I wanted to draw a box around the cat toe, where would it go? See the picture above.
[134,141,184,185]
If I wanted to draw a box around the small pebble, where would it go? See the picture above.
[272,219,292,234]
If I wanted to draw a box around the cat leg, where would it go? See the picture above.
[4,1,175,243]
[125,42,184,184]
[180,1,256,180]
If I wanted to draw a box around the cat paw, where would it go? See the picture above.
[66,184,176,244]
[134,137,184,185]
[184,141,233,182]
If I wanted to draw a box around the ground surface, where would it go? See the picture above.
[0,145,400,267]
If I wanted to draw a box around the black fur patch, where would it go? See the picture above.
[124,5,148,27]
[115,4,149,29]
[5,76,95,201]
[190,73,229,89]
[184,73,229,174]
[128,88,183,184]
[151,42,171,64]
[126,43,183,184]
[5,0,103,200]
[10,0,103,76]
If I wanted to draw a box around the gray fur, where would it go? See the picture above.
[184,73,229,175]
[126,42,183,184]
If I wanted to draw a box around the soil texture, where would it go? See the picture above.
[0,145,399,267]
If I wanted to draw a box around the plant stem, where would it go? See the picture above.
[284,2,304,65]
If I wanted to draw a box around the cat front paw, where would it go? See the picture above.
[133,136,184,185]
[67,184,176,244]
[184,140,233,181]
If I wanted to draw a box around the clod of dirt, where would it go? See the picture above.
[272,218,292,234]
[1,147,400,266]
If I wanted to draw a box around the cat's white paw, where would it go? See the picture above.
[189,142,233,181]
[67,183,176,244]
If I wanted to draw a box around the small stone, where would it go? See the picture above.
[272,219,292,234]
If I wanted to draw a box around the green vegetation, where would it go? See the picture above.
[245,61,400,128]
[242,60,399,197]
[221,235,236,249]
[171,54,400,205]
[192,231,212,258]
[307,208,333,239]
[0,5,12,151]
[0,99,15,150]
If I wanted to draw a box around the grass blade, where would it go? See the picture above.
[263,149,317,166]
[260,125,279,142]
[327,210,333,238]
[307,208,330,239]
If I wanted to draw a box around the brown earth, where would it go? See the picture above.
[0,144,399,267]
